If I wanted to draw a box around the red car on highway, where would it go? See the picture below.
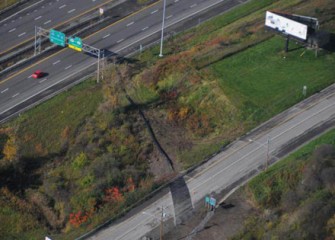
[32,70,43,79]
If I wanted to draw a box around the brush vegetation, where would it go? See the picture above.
[0,0,334,238]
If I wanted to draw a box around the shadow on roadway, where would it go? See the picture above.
[169,176,193,225]
[84,49,138,64]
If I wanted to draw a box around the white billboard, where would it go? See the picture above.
[265,11,308,40]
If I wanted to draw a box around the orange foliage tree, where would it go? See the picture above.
[103,187,124,203]
[126,177,135,192]
[69,209,94,228]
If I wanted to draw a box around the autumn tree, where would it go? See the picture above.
[103,187,124,203]
[2,133,17,161]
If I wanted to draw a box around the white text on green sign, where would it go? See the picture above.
[68,37,82,52]
[49,29,66,47]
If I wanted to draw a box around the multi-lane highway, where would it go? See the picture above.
[0,0,248,122]
[84,84,335,240]
[0,0,114,55]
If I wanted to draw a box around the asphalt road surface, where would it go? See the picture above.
[85,84,335,240]
[0,0,247,121]
[0,0,114,55]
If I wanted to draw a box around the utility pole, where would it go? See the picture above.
[266,135,270,170]
[159,0,166,57]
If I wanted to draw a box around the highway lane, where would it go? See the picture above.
[87,85,335,240]
[0,0,114,55]
[0,0,247,117]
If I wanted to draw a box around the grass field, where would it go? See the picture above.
[15,79,102,157]
[212,36,335,123]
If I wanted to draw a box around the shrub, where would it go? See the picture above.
[72,152,88,170]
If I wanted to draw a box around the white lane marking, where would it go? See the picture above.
[191,102,335,190]
[102,33,110,39]
[166,15,173,19]
[68,8,76,14]
[34,9,38,12]
[151,9,158,14]
[174,0,179,2]
[116,39,124,43]
[53,60,61,65]
[34,16,42,20]
[59,4,66,9]
[65,65,72,70]
[18,32,26,37]
[12,93,20,98]
[44,20,51,25]
[142,26,149,31]
[190,3,197,8]
[26,13,30,15]
[1,88,9,94]
[27,75,32,79]
[39,78,47,83]
[8,28,16,33]
[0,0,44,24]
[126,21,134,27]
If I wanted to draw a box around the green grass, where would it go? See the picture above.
[16,79,102,156]
[0,0,19,10]
[180,140,228,169]
[248,127,335,208]
[182,0,279,48]
[212,36,335,122]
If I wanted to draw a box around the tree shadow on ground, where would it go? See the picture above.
[0,153,62,194]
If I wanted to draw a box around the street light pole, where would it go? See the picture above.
[159,0,167,57]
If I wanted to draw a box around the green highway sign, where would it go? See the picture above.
[49,29,66,47]
[68,37,83,52]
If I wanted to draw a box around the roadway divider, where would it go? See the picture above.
[0,0,156,75]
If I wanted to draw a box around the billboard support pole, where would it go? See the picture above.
[285,35,290,52]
